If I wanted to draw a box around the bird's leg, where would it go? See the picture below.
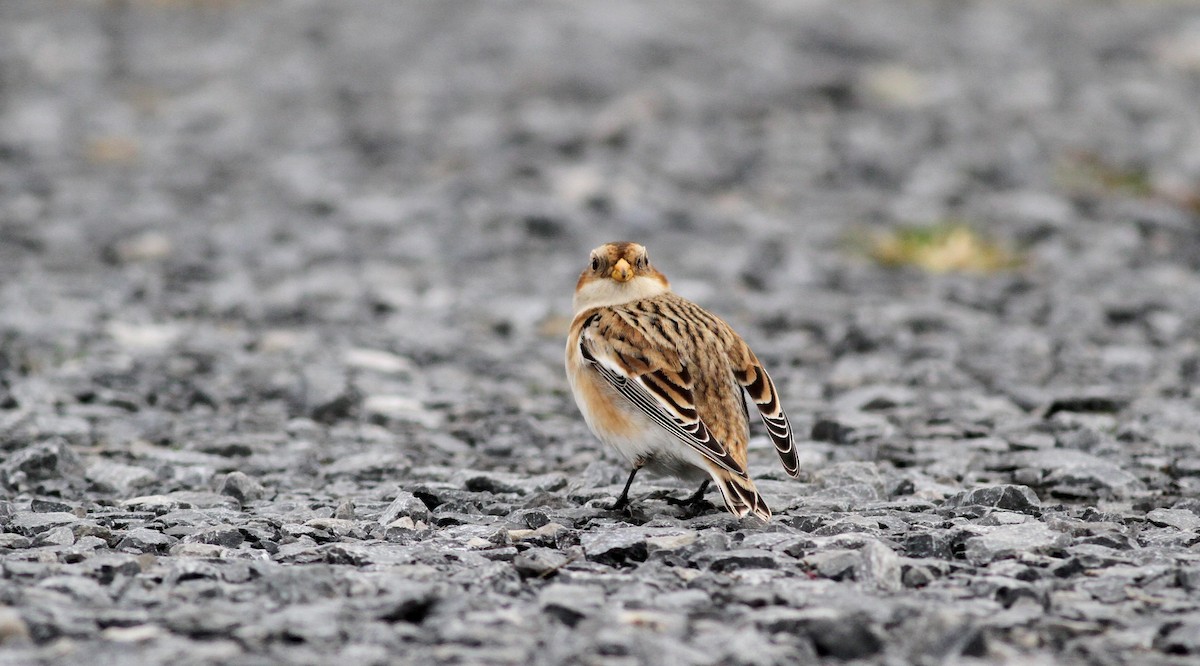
[685,479,712,504]
[609,467,641,511]
[666,479,712,507]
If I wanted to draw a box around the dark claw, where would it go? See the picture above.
[665,479,712,507]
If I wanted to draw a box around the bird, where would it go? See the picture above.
[565,241,799,521]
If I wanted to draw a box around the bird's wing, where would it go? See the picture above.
[577,310,748,478]
[730,346,800,478]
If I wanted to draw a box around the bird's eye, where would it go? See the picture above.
[590,257,600,271]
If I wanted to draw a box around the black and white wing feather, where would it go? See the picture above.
[577,312,748,478]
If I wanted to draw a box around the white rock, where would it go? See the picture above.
[344,348,414,375]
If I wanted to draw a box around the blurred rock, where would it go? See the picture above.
[216,472,267,504]
[539,584,600,628]
[1145,508,1200,532]
[579,528,661,566]
[342,348,414,375]
[34,526,75,547]
[184,525,245,548]
[116,528,176,554]
[362,395,441,428]
[0,439,85,491]
[694,549,780,572]
[7,511,78,536]
[1013,449,1146,499]
[322,451,410,481]
[760,609,883,660]
[811,413,895,445]
[105,231,173,264]
[857,540,903,592]
[0,607,30,645]
[512,548,570,578]
[963,523,1069,565]
[379,491,431,525]
[943,485,1041,514]
[1154,620,1200,655]
[86,459,157,495]
[904,530,956,560]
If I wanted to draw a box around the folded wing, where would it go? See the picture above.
[577,312,748,478]
[733,358,800,478]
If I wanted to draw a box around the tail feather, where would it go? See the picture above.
[712,470,771,522]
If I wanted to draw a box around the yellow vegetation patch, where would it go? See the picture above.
[866,223,1024,274]
[1057,151,1200,214]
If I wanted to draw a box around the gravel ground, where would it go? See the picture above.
[2,1,1200,664]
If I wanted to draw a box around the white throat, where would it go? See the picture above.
[573,276,669,314]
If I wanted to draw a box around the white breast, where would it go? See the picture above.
[572,275,669,314]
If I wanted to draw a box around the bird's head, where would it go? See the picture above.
[573,241,670,313]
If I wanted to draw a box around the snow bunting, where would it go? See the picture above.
[565,241,799,521]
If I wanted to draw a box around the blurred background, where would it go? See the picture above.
[1,0,1199,477]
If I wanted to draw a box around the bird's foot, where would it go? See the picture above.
[607,497,631,512]
[661,480,715,517]
[664,479,712,508]
[607,468,641,513]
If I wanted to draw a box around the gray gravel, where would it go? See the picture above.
[3,1,1200,664]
